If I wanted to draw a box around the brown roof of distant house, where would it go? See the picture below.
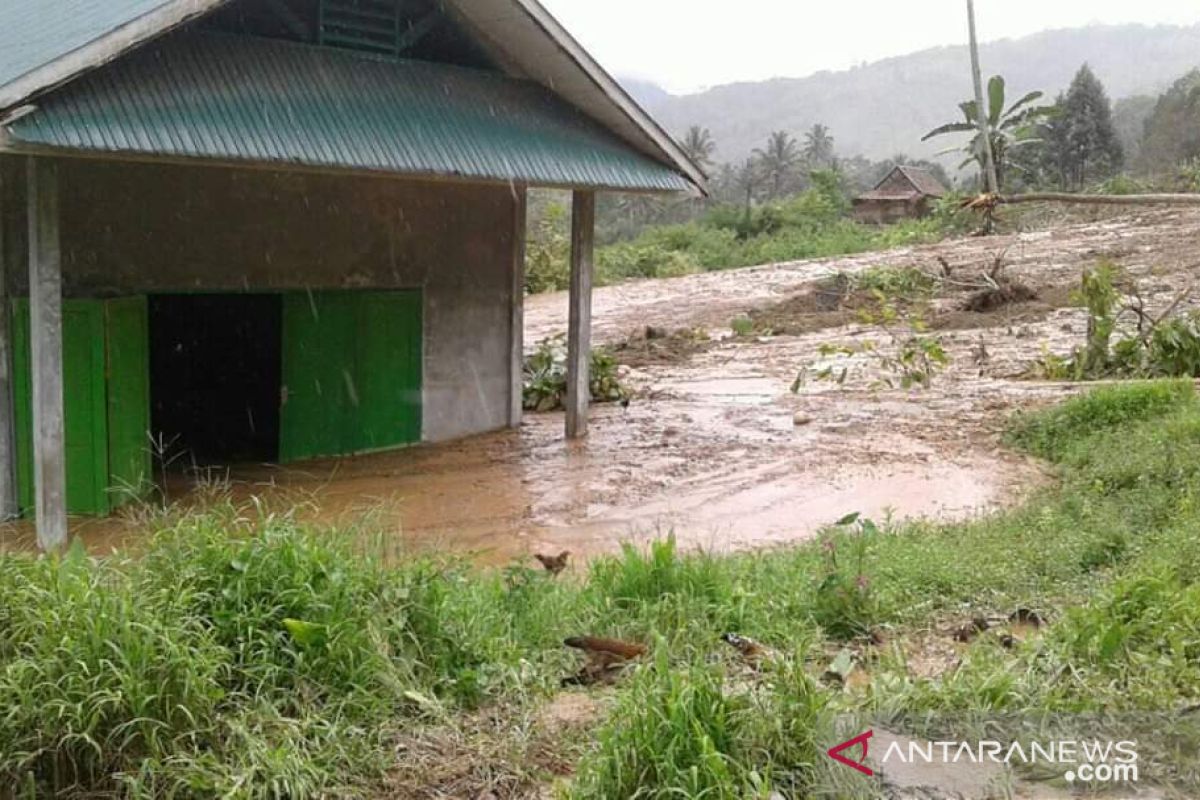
[855,165,947,202]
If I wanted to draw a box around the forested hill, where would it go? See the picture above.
[625,23,1200,164]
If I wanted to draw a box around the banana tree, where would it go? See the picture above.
[923,75,1053,191]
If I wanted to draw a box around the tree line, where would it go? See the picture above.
[575,60,1200,248]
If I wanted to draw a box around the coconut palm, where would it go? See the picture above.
[679,125,716,170]
[753,131,802,199]
[923,75,1052,190]
[803,124,836,169]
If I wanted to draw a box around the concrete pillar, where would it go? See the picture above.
[509,186,527,428]
[27,157,66,550]
[0,160,20,520]
[565,190,594,439]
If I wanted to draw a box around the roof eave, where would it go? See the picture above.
[0,0,228,112]
[508,0,708,195]
[0,134,692,194]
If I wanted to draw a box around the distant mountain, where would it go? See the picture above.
[622,24,1200,168]
[622,78,673,110]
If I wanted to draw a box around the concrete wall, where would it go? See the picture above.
[9,157,520,443]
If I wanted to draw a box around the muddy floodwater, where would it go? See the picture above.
[8,208,1198,563]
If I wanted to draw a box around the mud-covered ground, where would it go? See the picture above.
[6,208,1199,563]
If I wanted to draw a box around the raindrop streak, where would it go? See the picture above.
[343,369,360,407]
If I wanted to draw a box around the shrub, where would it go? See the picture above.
[522,335,628,411]
[1006,380,1195,461]
[525,203,571,294]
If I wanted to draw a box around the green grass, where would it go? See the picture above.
[526,189,963,292]
[3,380,1200,796]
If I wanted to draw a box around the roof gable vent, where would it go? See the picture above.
[319,0,403,57]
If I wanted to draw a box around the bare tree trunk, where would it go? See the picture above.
[967,0,999,195]
[1001,192,1200,206]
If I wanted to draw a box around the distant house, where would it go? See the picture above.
[852,166,948,224]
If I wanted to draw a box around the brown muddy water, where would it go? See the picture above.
[0,370,1039,565]
[9,208,1198,564]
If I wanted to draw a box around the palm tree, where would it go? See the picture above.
[753,131,801,199]
[732,158,760,217]
[614,192,663,226]
[803,124,836,169]
[922,75,1052,190]
[679,125,716,170]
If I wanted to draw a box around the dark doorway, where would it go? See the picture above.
[149,294,282,465]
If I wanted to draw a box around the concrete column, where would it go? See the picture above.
[509,186,527,428]
[27,158,66,550]
[0,160,21,520]
[565,190,594,439]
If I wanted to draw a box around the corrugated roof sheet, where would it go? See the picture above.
[5,31,692,192]
[0,0,178,90]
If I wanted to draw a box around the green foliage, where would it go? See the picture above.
[522,335,627,412]
[1137,69,1200,176]
[572,653,824,800]
[800,285,949,391]
[923,74,1053,190]
[812,514,881,640]
[588,535,732,614]
[1092,173,1148,195]
[1033,262,1200,381]
[525,202,571,294]
[848,266,940,300]
[525,165,961,294]
[1005,379,1194,461]
[1039,64,1124,190]
[730,315,755,337]
[588,189,955,289]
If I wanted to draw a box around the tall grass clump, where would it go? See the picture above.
[0,546,227,794]
[0,508,550,797]
[571,650,826,800]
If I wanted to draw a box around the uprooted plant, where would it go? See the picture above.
[523,335,629,411]
[793,286,949,391]
[1031,260,1200,380]
[940,248,1038,312]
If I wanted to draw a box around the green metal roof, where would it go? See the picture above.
[0,0,178,90]
[5,31,692,192]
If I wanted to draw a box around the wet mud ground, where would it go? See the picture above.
[5,208,1200,563]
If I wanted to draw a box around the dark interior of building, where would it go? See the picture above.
[149,294,283,466]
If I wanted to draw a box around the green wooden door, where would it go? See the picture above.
[105,297,152,507]
[12,299,109,515]
[10,297,151,517]
[280,290,422,462]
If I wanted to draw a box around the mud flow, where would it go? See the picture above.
[6,209,1198,563]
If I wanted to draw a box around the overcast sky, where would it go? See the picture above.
[540,0,1200,94]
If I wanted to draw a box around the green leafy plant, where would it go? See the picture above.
[1030,261,1200,381]
[522,335,628,411]
[797,291,949,390]
[811,513,881,640]
[922,75,1054,190]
